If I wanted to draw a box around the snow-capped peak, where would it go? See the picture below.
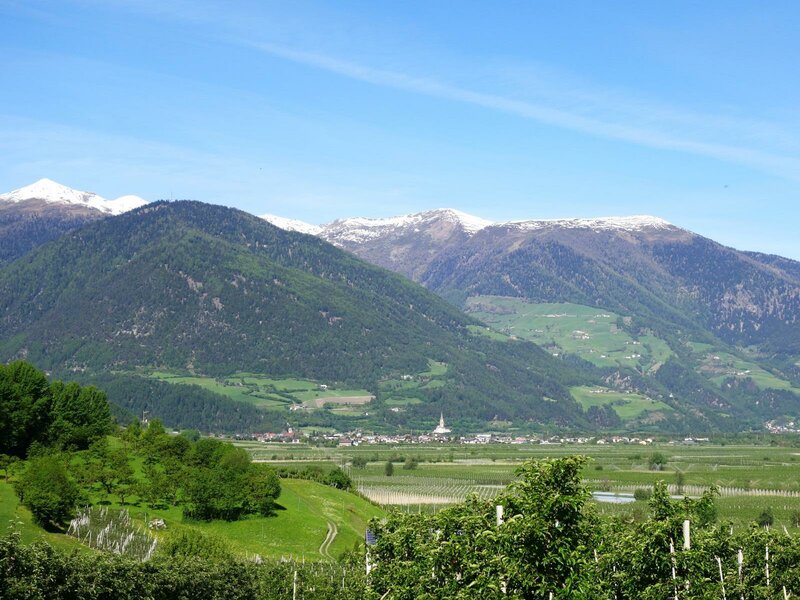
[504,215,675,232]
[322,208,494,244]
[0,178,148,215]
[260,214,322,236]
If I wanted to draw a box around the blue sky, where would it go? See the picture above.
[1,1,799,257]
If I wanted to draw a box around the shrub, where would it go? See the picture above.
[758,507,775,527]
[648,452,667,471]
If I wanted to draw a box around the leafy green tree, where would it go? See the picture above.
[48,382,111,450]
[180,428,201,442]
[14,455,78,530]
[84,439,124,497]
[247,465,281,516]
[403,456,419,470]
[325,467,353,490]
[0,361,51,457]
[369,456,602,599]
[758,507,775,527]
[384,461,394,477]
[351,456,367,469]
[140,463,173,508]
[140,419,166,450]
[157,529,234,562]
[674,468,685,494]
[183,444,277,521]
[0,454,19,481]
[120,418,142,447]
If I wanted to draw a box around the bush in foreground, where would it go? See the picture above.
[0,531,367,600]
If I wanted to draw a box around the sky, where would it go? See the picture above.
[1,1,799,257]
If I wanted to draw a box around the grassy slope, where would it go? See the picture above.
[2,448,383,560]
[466,297,672,371]
[0,480,86,552]
[469,296,799,398]
[570,386,673,420]
[149,371,372,410]
[194,479,382,559]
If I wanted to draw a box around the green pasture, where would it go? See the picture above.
[570,386,673,420]
[1,470,381,561]
[0,480,87,552]
[420,359,449,377]
[187,479,382,559]
[697,351,797,391]
[148,371,371,411]
[297,389,373,403]
[467,324,512,341]
[465,296,672,371]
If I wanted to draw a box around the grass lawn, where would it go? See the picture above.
[697,351,797,391]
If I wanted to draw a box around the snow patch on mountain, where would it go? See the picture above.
[260,214,322,235]
[504,215,675,232]
[0,178,147,215]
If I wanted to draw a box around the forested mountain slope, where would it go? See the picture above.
[0,201,593,430]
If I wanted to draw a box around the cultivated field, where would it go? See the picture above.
[239,441,800,528]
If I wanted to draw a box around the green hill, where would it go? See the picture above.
[0,475,381,560]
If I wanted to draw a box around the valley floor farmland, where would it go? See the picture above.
[239,441,800,528]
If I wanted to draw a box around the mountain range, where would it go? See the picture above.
[2,179,799,433]
[0,199,597,433]
[262,207,800,431]
[286,209,800,356]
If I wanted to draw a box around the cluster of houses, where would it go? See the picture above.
[765,419,800,434]
[230,414,716,446]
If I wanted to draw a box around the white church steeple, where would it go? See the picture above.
[433,412,451,435]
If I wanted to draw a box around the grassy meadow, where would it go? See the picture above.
[148,371,373,412]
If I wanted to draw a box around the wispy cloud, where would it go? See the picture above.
[44,0,800,181]
[246,42,800,181]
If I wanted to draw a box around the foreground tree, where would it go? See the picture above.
[83,439,136,503]
[0,362,51,457]
[369,456,601,599]
[14,455,78,530]
[48,381,112,450]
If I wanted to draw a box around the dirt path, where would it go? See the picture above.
[319,520,338,559]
